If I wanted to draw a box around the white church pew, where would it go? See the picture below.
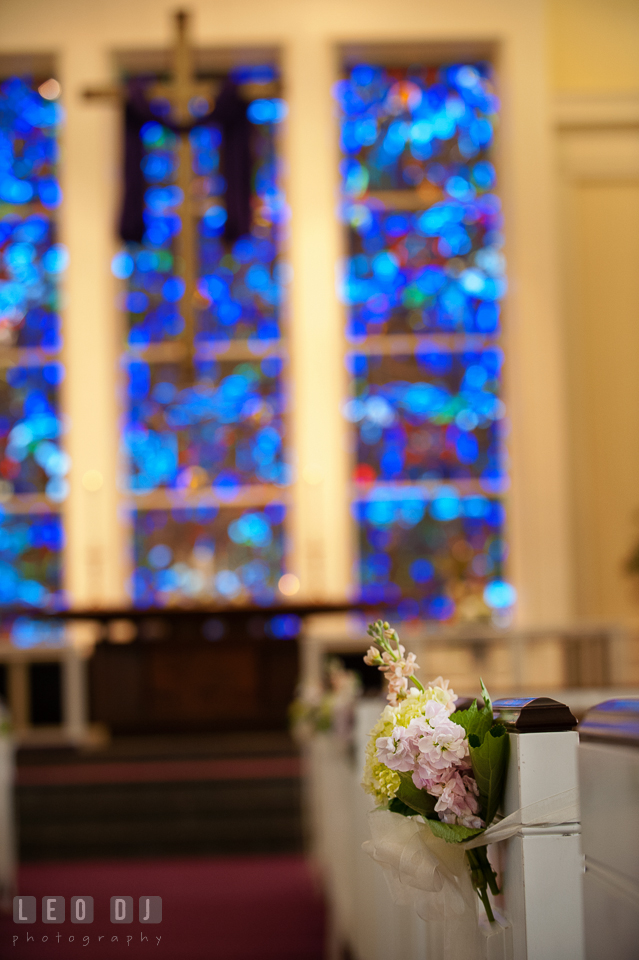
[307,699,429,960]
[578,699,639,960]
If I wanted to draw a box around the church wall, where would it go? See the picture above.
[547,0,639,625]
[562,181,639,624]
[547,0,639,93]
[0,0,571,628]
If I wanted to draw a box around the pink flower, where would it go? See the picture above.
[431,771,483,829]
[426,676,458,715]
[376,726,418,772]
[421,700,447,722]
[386,662,406,679]
[410,713,469,788]
[363,645,382,666]
[387,676,409,705]
[369,642,422,705]
[403,652,418,676]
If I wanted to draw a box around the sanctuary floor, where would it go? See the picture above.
[15,732,303,860]
[1,855,326,959]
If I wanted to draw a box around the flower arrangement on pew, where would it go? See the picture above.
[362,620,509,922]
[0,698,9,737]
[290,658,362,742]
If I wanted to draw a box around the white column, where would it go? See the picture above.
[499,17,574,627]
[284,33,351,602]
[60,41,126,608]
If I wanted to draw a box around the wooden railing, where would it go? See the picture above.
[300,618,639,706]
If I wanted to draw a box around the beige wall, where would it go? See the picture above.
[563,184,639,619]
[548,0,639,622]
[548,0,639,93]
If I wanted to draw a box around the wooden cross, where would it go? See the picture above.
[84,10,216,377]
[146,11,211,373]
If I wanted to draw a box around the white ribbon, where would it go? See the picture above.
[462,787,579,849]
[363,788,580,960]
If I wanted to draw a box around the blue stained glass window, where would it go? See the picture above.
[356,493,504,619]
[122,89,284,348]
[340,62,511,623]
[0,365,65,495]
[0,74,66,618]
[345,207,504,338]
[0,78,63,350]
[121,67,288,606]
[132,504,285,607]
[126,357,286,492]
[0,512,64,608]
[347,352,504,484]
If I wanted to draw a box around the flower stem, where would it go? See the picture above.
[479,886,495,923]
[466,847,499,923]
[475,845,500,897]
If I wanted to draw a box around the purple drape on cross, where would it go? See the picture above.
[119,78,252,245]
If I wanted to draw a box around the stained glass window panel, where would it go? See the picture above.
[120,90,283,349]
[126,355,285,493]
[340,61,511,623]
[0,512,64,607]
[345,206,503,338]
[339,63,498,188]
[347,350,503,484]
[0,73,66,615]
[356,493,504,618]
[120,66,289,607]
[132,503,285,606]
[0,364,65,496]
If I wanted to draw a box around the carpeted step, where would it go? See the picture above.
[15,734,304,861]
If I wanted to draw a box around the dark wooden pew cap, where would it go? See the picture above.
[493,697,577,733]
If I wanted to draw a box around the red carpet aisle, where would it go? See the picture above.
[0,855,325,959]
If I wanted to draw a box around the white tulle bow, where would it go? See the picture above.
[363,809,482,960]
[362,790,580,960]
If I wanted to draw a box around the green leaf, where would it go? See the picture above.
[427,820,484,844]
[480,679,493,719]
[389,796,417,818]
[451,699,478,732]
[469,724,509,826]
[396,772,438,819]
[451,698,493,745]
